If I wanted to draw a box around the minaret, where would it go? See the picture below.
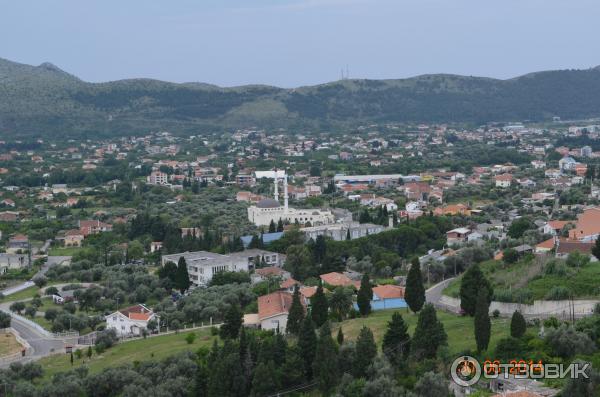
[273,176,279,201]
[283,173,289,212]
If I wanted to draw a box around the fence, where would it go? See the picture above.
[435,295,599,319]
[0,327,32,365]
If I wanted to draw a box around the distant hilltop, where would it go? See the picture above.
[1,57,600,137]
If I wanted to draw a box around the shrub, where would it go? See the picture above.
[545,286,571,300]
[545,325,596,358]
[492,310,500,318]
[185,333,196,344]
[95,329,118,352]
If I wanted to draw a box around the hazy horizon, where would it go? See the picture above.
[2,0,599,88]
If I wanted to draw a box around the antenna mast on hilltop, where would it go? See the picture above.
[340,65,350,80]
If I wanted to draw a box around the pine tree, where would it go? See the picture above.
[251,360,280,397]
[313,323,339,395]
[382,311,410,367]
[592,237,600,260]
[474,288,491,352]
[298,318,317,379]
[353,326,377,378]
[220,303,243,339]
[287,285,305,335]
[459,263,493,316]
[310,283,329,327]
[411,304,448,359]
[357,274,372,316]
[175,256,191,293]
[405,257,425,313]
[337,327,344,345]
[510,310,527,338]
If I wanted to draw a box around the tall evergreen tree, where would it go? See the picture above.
[357,274,372,316]
[382,311,411,367]
[313,323,339,395]
[277,219,284,232]
[310,283,329,327]
[353,326,377,378]
[314,235,327,263]
[298,318,317,379]
[251,360,280,397]
[175,256,191,293]
[459,263,493,316]
[510,310,527,338]
[287,285,305,335]
[346,228,351,240]
[474,288,491,352]
[592,237,600,261]
[405,257,425,313]
[337,327,344,345]
[220,303,243,339]
[268,219,277,233]
[207,341,247,397]
[411,304,447,359]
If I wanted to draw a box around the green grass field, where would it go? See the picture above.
[333,308,518,356]
[0,286,41,302]
[38,328,216,380]
[444,257,600,302]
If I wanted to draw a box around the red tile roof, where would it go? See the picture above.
[319,272,354,287]
[258,291,294,320]
[373,284,405,299]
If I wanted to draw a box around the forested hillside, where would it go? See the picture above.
[2,57,600,137]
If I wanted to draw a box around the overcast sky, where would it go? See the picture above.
[1,0,599,87]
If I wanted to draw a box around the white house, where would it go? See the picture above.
[256,291,297,333]
[106,304,158,336]
[161,249,283,287]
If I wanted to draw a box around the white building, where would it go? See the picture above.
[247,173,334,227]
[301,221,387,242]
[106,304,158,336]
[161,249,283,286]
[147,171,168,185]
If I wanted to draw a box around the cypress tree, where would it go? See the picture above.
[175,256,191,293]
[353,326,377,378]
[337,327,344,345]
[277,219,284,232]
[382,311,411,367]
[357,274,372,316]
[286,285,305,335]
[298,318,317,379]
[411,304,447,359]
[405,257,425,313]
[459,263,493,316]
[510,310,527,338]
[474,288,491,352]
[313,323,339,395]
[310,283,329,327]
[251,361,280,397]
[346,228,351,240]
[268,220,277,233]
[220,303,243,339]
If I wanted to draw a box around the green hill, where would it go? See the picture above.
[1,57,600,137]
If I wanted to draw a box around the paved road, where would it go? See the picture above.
[426,277,455,305]
[0,256,73,366]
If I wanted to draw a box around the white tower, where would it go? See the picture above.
[273,177,279,201]
[283,174,289,212]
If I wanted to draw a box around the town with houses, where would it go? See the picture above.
[0,120,600,396]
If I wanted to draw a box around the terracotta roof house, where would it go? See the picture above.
[354,284,407,311]
[105,304,158,336]
[555,238,596,260]
[535,238,555,254]
[569,207,600,241]
[280,278,299,292]
[320,272,354,287]
[64,229,85,247]
[254,291,302,333]
[79,220,113,236]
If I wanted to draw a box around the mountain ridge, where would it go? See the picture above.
[2,57,600,138]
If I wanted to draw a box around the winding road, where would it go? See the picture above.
[0,256,76,366]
